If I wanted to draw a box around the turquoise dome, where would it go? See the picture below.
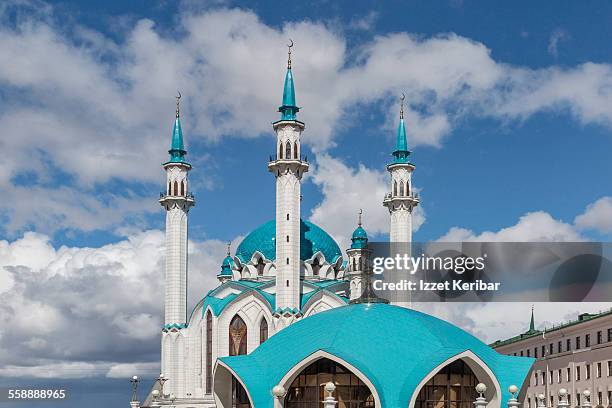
[235,219,342,264]
[351,226,368,249]
[220,303,534,408]
[218,255,234,277]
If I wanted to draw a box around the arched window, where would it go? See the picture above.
[415,360,478,408]
[286,142,292,159]
[205,311,213,394]
[393,181,397,196]
[180,180,185,196]
[352,258,356,271]
[285,358,375,407]
[229,315,247,356]
[399,182,404,196]
[405,182,409,196]
[168,181,171,195]
[312,258,321,276]
[256,257,265,276]
[174,181,179,196]
[293,142,298,159]
[279,143,283,159]
[232,377,251,408]
[259,318,268,344]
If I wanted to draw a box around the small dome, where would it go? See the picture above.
[235,219,342,264]
[350,226,368,249]
[218,255,234,276]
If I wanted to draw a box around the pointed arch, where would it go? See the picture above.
[168,181,171,195]
[259,317,268,345]
[405,181,409,196]
[229,315,247,356]
[394,180,398,196]
[399,181,405,196]
[293,141,298,159]
[279,143,283,159]
[285,141,292,159]
[180,180,185,196]
[173,180,179,196]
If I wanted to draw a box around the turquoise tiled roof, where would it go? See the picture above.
[218,255,234,277]
[391,117,412,165]
[165,116,190,165]
[220,304,534,408]
[279,68,299,120]
[350,226,368,249]
[235,219,342,264]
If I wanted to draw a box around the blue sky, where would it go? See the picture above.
[0,1,612,407]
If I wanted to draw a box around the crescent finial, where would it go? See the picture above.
[287,39,293,68]
[399,92,405,119]
[175,91,182,118]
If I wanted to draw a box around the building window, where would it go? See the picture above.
[256,258,265,276]
[598,391,602,406]
[608,361,612,376]
[286,358,375,408]
[287,213,290,221]
[576,336,581,350]
[173,180,179,196]
[229,315,247,356]
[585,334,590,347]
[576,366,581,381]
[528,397,531,408]
[393,181,397,196]
[414,359,477,408]
[597,331,602,344]
[541,372,545,384]
[205,311,213,394]
[520,350,524,356]
[534,348,538,358]
[399,182,405,196]
[608,328,612,342]
[608,391,611,405]
[286,257,290,265]
[577,394,581,406]
[567,338,571,351]
[549,370,553,384]
[566,367,571,382]
[279,143,283,159]
[311,258,321,276]
[293,142,298,159]
[259,318,268,345]
[286,235,289,242]
[527,349,531,357]
[558,369,562,383]
[597,362,602,378]
[558,340,562,353]
[549,343,553,355]
[550,396,554,407]
[534,372,538,386]
[586,364,591,380]
[232,376,251,408]
[541,345,546,356]
[285,142,291,159]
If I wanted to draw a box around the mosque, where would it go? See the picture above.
[144,45,535,408]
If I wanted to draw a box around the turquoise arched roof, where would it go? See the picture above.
[235,219,342,264]
[220,304,533,408]
[218,255,234,277]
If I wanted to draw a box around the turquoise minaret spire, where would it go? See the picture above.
[278,40,299,121]
[167,92,189,165]
[392,94,412,164]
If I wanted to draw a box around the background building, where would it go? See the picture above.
[492,308,612,408]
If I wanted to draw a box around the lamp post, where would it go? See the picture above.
[475,383,488,408]
[129,375,140,408]
[508,385,520,408]
[323,382,337,408]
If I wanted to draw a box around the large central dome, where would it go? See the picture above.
[235,219,342,264]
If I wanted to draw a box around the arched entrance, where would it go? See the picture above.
[285,358,375,408]
[414,360,478,408]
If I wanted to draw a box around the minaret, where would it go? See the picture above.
[383,94,419,243]
[347,210,369,301]
[268,42,309,314]
[159,93,195,327]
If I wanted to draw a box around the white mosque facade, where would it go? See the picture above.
[146,47,534,408]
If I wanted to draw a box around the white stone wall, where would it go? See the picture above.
[165,207,188,324]
[389,208,413,243]
[273,123,305,311]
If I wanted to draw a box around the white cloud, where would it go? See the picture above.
[1,5,612,233]
[0,229,226,378]
[574,196,612,234]
[548,29,570,57]
[439,211,584,242]
[308,154,425,250]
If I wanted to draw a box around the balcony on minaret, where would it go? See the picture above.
[159,191,196,208]
[383,190,419,209]
[267,152,309,176]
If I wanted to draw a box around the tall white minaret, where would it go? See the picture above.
[159,94,194,394]
[383,94,419,242]
[268,42,308,314]
[383,95,418,308]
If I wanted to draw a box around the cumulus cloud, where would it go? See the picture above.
[0,230,226,378]
[574,196,612,234]
[439,211,584,242]
[308,154,425,250]
[1,4,612,234]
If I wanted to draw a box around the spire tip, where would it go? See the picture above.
[287,39,293,69]
[175,91,182,118]
[399,93,405,119]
